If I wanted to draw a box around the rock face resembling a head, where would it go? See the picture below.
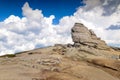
[71,23,110,50]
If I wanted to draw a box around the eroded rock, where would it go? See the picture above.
[71,23,110,50]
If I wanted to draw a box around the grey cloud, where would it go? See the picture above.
[83,0,102,11]
[83,0,120,16]
[102,0,120,16]
[106,25,120,30]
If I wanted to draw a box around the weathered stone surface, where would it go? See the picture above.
[0,42,120,80]
[71,23,110,50]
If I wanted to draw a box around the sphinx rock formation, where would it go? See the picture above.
[71,23,110,50]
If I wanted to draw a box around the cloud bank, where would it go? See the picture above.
[0,0,120,55]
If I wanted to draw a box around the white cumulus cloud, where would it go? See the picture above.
[0,2,73,55]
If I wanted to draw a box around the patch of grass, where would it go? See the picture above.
[0,54,16,58]
[15,51,28,54]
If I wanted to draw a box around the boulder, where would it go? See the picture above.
[71,23,110,50]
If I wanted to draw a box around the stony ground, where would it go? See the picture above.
[0,45,120,80]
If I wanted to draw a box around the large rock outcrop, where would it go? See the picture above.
[71,23,110,50]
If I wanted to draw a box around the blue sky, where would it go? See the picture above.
[0,0,120,55]
[0,0,84,24]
